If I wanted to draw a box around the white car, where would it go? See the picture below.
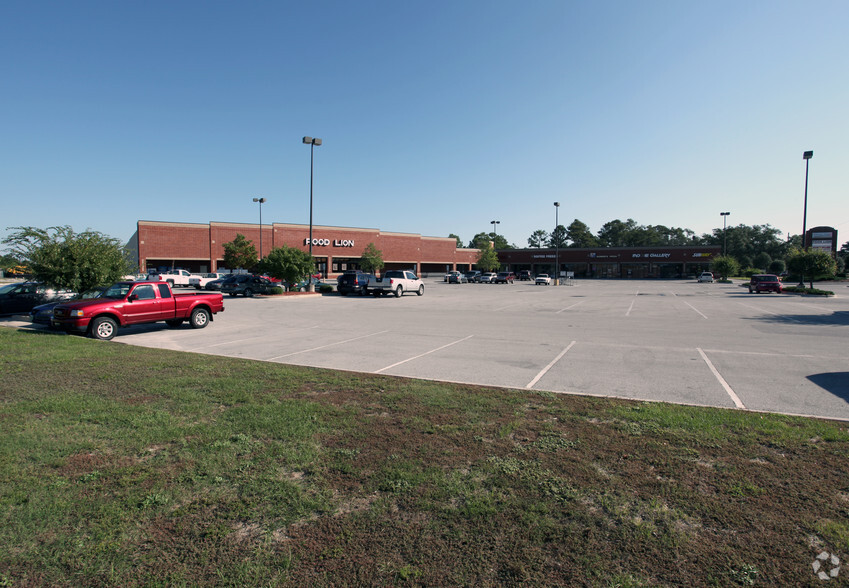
[535,273,552,285]
[698,272,715,283]
[189,272,228,290]
[479,272,497,283]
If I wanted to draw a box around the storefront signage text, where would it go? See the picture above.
[304,238,355,247]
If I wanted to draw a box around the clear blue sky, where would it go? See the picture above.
[2,1,847,250]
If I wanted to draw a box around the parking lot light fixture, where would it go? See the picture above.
[303,137,322,291]
[720,211,730,256]
[490,220,500,239]
[253,197,266,260]
[554,202,560,285]
[800,150,813,287]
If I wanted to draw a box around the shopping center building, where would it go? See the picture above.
[131,220,720,279]
[133,220,480,277]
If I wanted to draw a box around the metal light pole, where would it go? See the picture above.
[490,220,500,238]
[253,197,266,260]
[303,136,322,290]
[720,211,730,256]
[553,202,560,285]
[800,150,813,287]
[801,150,813,251]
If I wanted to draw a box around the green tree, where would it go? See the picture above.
[710,255,739,281]
[257,245,315,287]
[448,234,463,248]
[2,225,133,293]
[548,225,568,249]
[468,232,491,249]
[596,219,638,247]
[787,249,837,289]
[527,229,549,248]
[753,252,772,271]
[768,259,786,275]
[700,224,786,264]
[476,241,500,272]
[359,243,385,275]
[222,234,258,271]
[565,219,597,248]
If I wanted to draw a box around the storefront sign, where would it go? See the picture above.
[304,238,355,247]
[631,253,671,259]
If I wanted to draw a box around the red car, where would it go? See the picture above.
[748,274,782,294]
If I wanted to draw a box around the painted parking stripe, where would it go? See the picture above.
[373,335,474,374]
[697,348,745,409]
[556,300,585,314]
[526,341,576,389]
[268,330,389,360]
[683,301,708,320]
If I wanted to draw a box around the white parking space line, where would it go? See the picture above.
[556,300,585,314]
[195,325,321,349]
[626,299,636,317]
[526,341,576,389]
[682,301,708,320]
[698,348,745,409]
[268,330,389,360]
[373,335,474,374]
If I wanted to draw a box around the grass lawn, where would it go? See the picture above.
[1,328,848,586]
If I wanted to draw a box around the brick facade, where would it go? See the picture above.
[136,220,480,277]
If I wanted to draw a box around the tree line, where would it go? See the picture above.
[451,218,847,278]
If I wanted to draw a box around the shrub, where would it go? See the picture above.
[269,286,284,295]
[319,284,334,293]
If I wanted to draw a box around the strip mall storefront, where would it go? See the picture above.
[498,246,720,279]
[134,220,480,277]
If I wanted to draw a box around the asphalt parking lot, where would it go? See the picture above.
[4,279,849,421]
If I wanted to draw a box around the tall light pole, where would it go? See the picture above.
[303,136,322,290]
[253,197,266,260]
[801,150,813,251]
[720,211,730,256]
[490,220,500,239]
[553,202,560,285]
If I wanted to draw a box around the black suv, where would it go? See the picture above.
[336,271,374,296]
[220,275,273,297]
[517,270,532,281]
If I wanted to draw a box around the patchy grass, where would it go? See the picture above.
[1,328,848,586]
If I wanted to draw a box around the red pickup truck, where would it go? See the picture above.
[51,281,225,340]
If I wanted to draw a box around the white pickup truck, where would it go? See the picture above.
[147,269,202,287]
[367,270,425,297]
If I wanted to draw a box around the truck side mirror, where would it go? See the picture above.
[127,293,138,302]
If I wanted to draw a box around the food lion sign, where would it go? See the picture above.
[304,238,355,247]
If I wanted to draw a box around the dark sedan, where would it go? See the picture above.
[220,275,274,297]
[30,287,107,325]
[0,282,74,316]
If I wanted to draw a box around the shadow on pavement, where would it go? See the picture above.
[743,311,849,326]
[807,372,849,404]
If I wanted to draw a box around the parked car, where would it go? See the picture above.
[517,270,532,281]
[535,274,552,286]
[479,272,497,283]
[30,287,107,326]
[448,273,469,284]
[337,271,375,296]
[698,272,715,283]
[494,272,516,284]
[464,270,482,283]
[220,275,274,297]
[0,282,74,316]
[189,272,228,290]
[444,271,463,283]
[749,274,782,294]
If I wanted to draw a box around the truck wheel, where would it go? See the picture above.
[90,317,117,340]
[417,285,424,296]
[394,286,403,298]
[190,308,210,329]
[166,319,183,328]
